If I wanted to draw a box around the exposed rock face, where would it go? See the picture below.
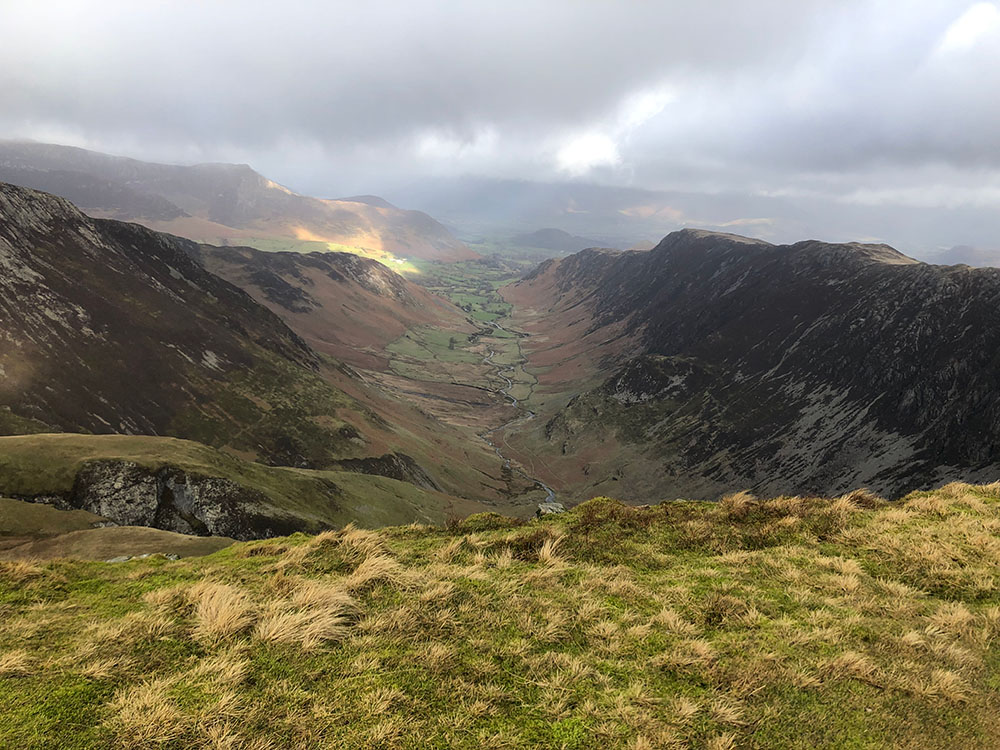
[40,460,315,540]
[536,502,566,517]
[508,229,1000,500]
[329,453,442,491]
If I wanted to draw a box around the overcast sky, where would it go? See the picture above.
[2,0,1000,249]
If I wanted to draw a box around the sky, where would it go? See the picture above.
[2,0,1000,254]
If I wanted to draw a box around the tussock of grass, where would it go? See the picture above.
[4,484,1000,748]
[0,650,29,677]
[188,583,255,643]
[0,560,43,583]
[254,581,358,650]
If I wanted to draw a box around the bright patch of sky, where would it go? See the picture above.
[936,2,1000,53]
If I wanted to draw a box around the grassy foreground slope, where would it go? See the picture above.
[4,484,1000,748]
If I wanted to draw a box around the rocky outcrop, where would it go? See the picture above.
[329,452,442,491]
[34,460,320,540]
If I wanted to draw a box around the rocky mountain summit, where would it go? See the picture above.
[504,229,1000,500]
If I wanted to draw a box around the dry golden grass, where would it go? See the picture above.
[189,648,250,687]
[188,582,255,643]
[917,668,972,703]
[720,490,758,519]
[345,553,404,591]
[106,678,186,748]
[0,559,43,583]
[0,649,29,676]
[8,489,1000,749]
[254,603,353,650]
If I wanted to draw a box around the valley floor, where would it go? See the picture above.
[4,482,1000,748]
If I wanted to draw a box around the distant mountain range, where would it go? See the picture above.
[385,176,1000,263]
[510,227,605,253]
[502,229,1000,501]
[939,244,1000,267]
[0,140,475,261]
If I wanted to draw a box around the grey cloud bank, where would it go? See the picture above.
[2,0,999,257]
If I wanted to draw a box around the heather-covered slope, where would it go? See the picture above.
[3,483,1000,748]
[0,181,342,456]
[502,229,1000,501]
[196,245,467,370]
[0,141,476,261]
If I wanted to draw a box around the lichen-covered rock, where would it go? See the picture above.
[536,502,567,517]
[60,460,307,540]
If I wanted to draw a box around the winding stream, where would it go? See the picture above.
[478,321,557,504]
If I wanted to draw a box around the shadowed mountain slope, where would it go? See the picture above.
[503,229,1000,501]
[0,181,525,532]
[0,181,330,448]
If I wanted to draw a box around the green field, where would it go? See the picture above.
[406,257,531,323]
[384,258,539,397]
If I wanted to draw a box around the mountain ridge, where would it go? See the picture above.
[501,228,1000,502]
[0,140,475,261]
[511,227,605,252]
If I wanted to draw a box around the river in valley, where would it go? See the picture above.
[478,321,557,504]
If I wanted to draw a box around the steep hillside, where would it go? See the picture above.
[3,483,1000,748]
[195,245,466,370]
[0,141,475,261]
[0,182,517,517]
[503,229,1000,501]
[0,180,348,459]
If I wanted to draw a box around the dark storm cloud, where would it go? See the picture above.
[1,0,999,216]
[0,1,828,142]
